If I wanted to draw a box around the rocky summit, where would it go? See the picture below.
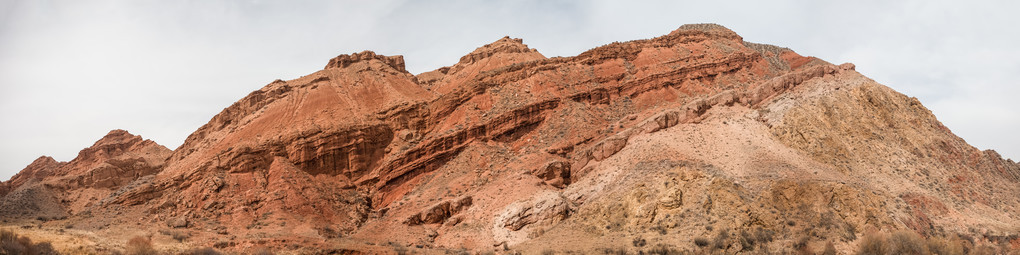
[2,24,1018,254]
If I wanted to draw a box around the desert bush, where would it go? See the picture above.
[651,225,668,235]
[632,236,647,247]
[887,230,927,254]
[0,229,58,255]
[970,245,998,255]
[713,229,730,250]
[819,212,836,230]
[251,247,275,255]
[821,241,837,255]
[739,229,755,251]
[694,237,710,248]
[645,244,683,255]
[793,236,810,250]
[792,235,813,255]
[857,230,888,255]
[926,235,964,255]
[754,227,775,245]
[391,243,409,255]
[601,248,627,255]
[182,247,221,255]
[125,236,158,255]
[171,232,188,242]
[158,229,189,242]
[843,222,859,241]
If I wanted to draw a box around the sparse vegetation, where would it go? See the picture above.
[694,237,710,247]
[887,230,927,254]
[739,229,755,251]
[0,229,57,255]
[159,229,189,242]
[644,244,683,255]
[391,242,409,255]
[843,222,859,241]
[856,229,975,255]
[125,235,158,255]
[926,235,964,255]
[601,247,627,255]
[754,227,775,245]
[971,245,998,255]
[857,230,888,255]
[632,236,647,247]
[251,247,276,255]
[713,229,730,250]
[182,247,222,255]
[822,241,837,255]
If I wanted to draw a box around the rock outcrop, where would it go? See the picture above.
[325,50,407,73]
[0,130,171,219]
[2,24,1018,254]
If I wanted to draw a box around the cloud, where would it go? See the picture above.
[1,0,1018,180]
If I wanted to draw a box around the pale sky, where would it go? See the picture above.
[2,0,1018,181]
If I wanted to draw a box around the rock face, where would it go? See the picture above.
[0,130,171,219]
[2,24,1019,253]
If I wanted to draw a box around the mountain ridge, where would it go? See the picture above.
[1,24,1017,254]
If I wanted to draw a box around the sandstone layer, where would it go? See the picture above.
[2,24,1018,254]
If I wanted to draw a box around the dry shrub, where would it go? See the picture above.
[794,236,812,255]
[125,235,158,255]
[738,230,755,250]
[251,247,275,255]
[970,245,998,255]
[694,237,710,247]
[0,229,57,255]
[601,248,627,255]
[821,241,837,255]
[632,236,647,247]
[754,227,775,245]
[887,230,927,254]
[713,229,730,250]
[159,229,189,242]
[182,247,222,255]
[645,243,683,255]
[857,230,889,255]
[926,235,964,255]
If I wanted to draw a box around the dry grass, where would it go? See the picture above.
[857,230,889,255]
[644,244,684,255]
[182,246,222,255]
[887,230,927,254]
[0,229,57,255]
[158,229,189,242]
[855,229,1020,255]
[926,235,964,255]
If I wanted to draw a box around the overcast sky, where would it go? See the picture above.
[1,0,1018,181]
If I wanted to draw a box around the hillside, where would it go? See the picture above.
[2,24,1018,254]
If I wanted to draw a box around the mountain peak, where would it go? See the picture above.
[668,23,742,41]
[457,36,539,65]
[324,50,407,73]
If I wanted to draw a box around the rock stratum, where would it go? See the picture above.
[2,24,1019,254]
